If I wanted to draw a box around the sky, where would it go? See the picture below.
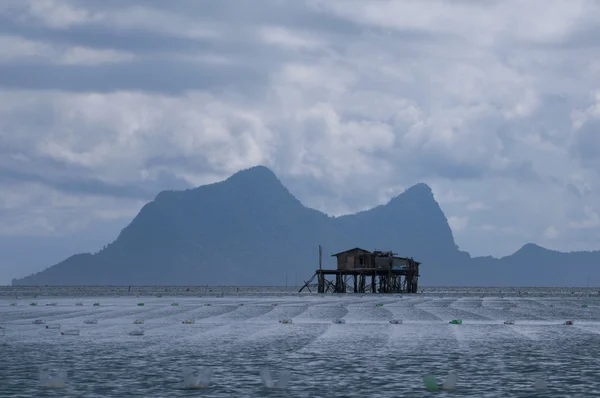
[1,0,600,284]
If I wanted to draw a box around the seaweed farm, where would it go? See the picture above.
[2,288,600,396]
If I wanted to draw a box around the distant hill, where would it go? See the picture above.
[12,166,600,287]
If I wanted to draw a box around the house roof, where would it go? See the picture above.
[331,247,372,257]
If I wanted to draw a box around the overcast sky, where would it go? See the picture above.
[1,0,600,284]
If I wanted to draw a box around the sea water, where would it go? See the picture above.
[1,287,600,397]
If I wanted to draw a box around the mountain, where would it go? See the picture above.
[12,166,600,287]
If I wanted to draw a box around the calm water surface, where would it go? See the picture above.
[1,287,600,397]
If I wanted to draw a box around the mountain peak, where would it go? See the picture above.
[388,183,434,206]
[403,182,433,197]
[512,243,551,256]
[227,165,278,182]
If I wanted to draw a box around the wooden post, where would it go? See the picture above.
[318,271,324,293]
[353,274,358,293]
[371,273,376,293]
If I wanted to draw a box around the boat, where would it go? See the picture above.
[332,319,346,324]
[279,319,293,324]
[182,319,195,324]
[129,329,144,336]
[390,319,403,324]
[133,319,144,325]
[504,320,515,325]
[83,319,98,325]
[45,324,61,329]
[61,329,80,336]
[33,319,46,325]
[92,303,100,307]
[565,320,574,325]
[449,320,463,325]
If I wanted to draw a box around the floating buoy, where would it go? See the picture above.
[442,372,458,390]
[183,367,212,389]
[133,319,144,325]
[423,375,439,391]
[61,329,80,336]
[39,369,67,389]
[171,303,179,306]
[33,319,46,325]
[390,319,403,324]
[424,372,457,391]
[129,329,144,336]
[45,324,61,329]
[182,319,195,324]
[260,367,290,389]
[504,320,515,325]
[84,319,98,325]
[449,319,463,325]
[565,320,574,325]
[332,319,346,324]
[279,319,293,324]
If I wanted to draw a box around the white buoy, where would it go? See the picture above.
[183,367,212,389]
[33,319,46,325]
[260,367,290,389]
[129,329,144,336]
[39,369,67,389]
[45,324,61,330]
[441,372,458,390]
[133,319,144,325]
[83,319,98,325]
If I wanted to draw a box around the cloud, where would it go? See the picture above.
[543,226,560,239]
[569,206,600,229]
[448,216,469,233]
[0,35,136,66]
[0,0,599,271]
